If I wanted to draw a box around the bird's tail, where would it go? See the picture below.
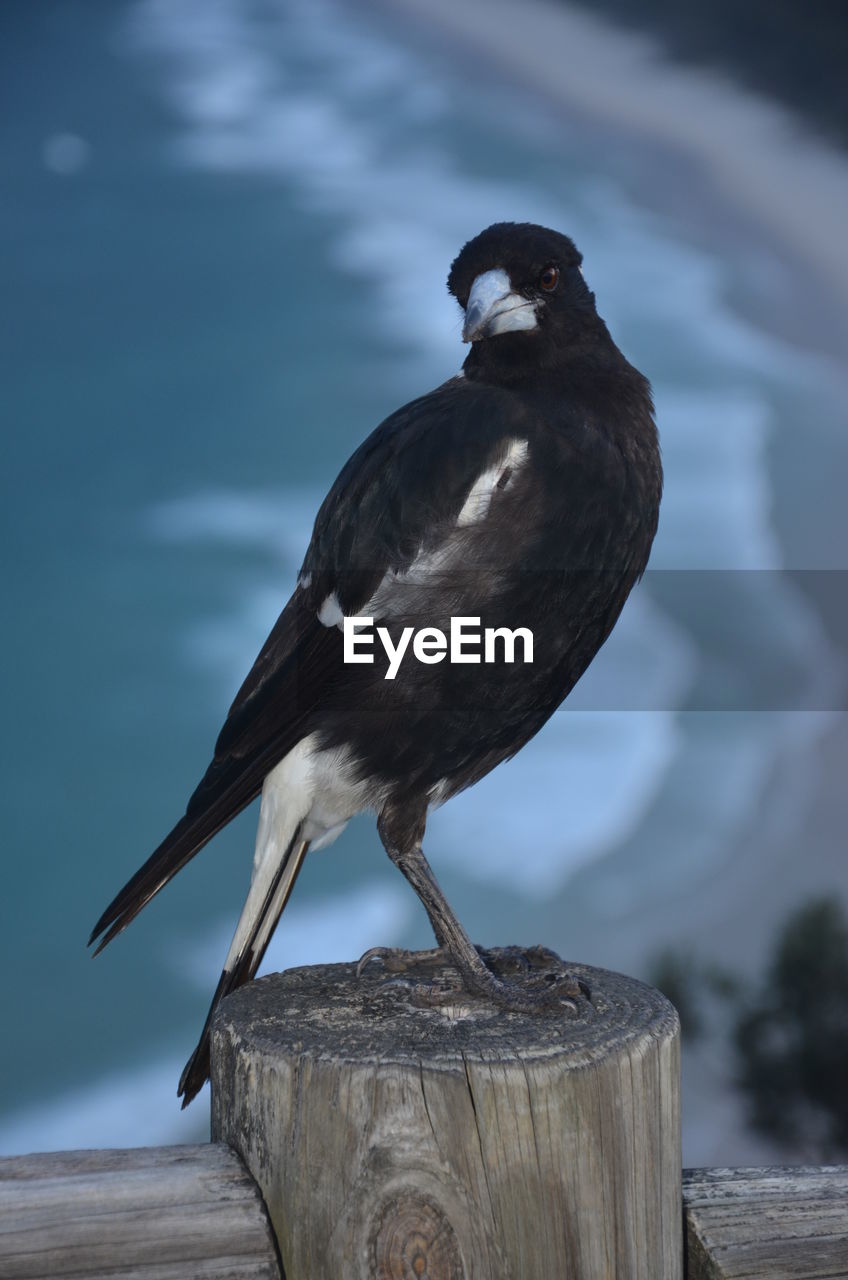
[178,821,310,1107]
[88,770,266,956]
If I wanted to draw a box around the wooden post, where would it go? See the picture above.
[211,947,681,1279]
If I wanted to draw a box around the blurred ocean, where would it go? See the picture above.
[2,0,845,1154]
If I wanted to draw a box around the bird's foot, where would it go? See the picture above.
[454,945,590,1015]
[359,943,590,1016]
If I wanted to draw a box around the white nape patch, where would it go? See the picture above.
[318,591,344,628]
[457,439,529,527]
[298,571,312,589]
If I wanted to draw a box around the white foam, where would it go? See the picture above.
[0,1059,207,1157]
[0,885,411,1157]
[430,712,678,897]
[129,0,838,897]
[428,590,694,896]
[42,132,91,176]
[145,487,316,556]
[180,880,413,988]
[652,386,778,570]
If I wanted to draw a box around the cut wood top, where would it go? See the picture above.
[212,947,679,1069]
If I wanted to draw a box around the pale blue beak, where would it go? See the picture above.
[462,267,538,342]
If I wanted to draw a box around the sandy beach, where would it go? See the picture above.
[383,0,848,362]
[375,0,848,1166]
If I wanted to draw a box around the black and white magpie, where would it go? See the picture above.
[90,222,662,1106]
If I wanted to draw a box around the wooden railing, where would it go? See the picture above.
[1,956,846,1278]
[683,1165,848,1279]
[0,1144,281,1279]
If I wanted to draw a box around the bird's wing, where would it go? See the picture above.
[300,377,534,608]
[90,377,529,953]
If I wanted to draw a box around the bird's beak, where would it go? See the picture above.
[462,268,538,343]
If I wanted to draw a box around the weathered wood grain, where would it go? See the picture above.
[683,1165,848,1279]
[211,948,682,1279]
[0,1142,281,1280]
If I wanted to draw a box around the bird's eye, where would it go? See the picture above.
[539,265,559,292]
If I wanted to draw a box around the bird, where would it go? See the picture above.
[90,221,662,1107]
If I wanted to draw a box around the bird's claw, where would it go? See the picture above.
[376,972,469,1008]
[356,945,448,980]
[531,970,586,1011]
[480,945,591,1010]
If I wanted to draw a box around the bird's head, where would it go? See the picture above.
[448,222,600,374]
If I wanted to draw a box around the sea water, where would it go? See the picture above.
[1,0,844,1150]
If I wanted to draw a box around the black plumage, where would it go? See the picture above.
[90,222,662,1105]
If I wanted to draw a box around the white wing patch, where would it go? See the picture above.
[318,591,344,628]
[319,438,530,626]
[456,438,529,527]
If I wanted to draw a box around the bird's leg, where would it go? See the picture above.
[356,803,454,979]
[367,801,587,1013]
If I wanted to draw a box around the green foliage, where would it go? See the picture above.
[648,898,848,1158]
[733,898,848,1158]
[648,947,706,1040]
[648,948,740,1043]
